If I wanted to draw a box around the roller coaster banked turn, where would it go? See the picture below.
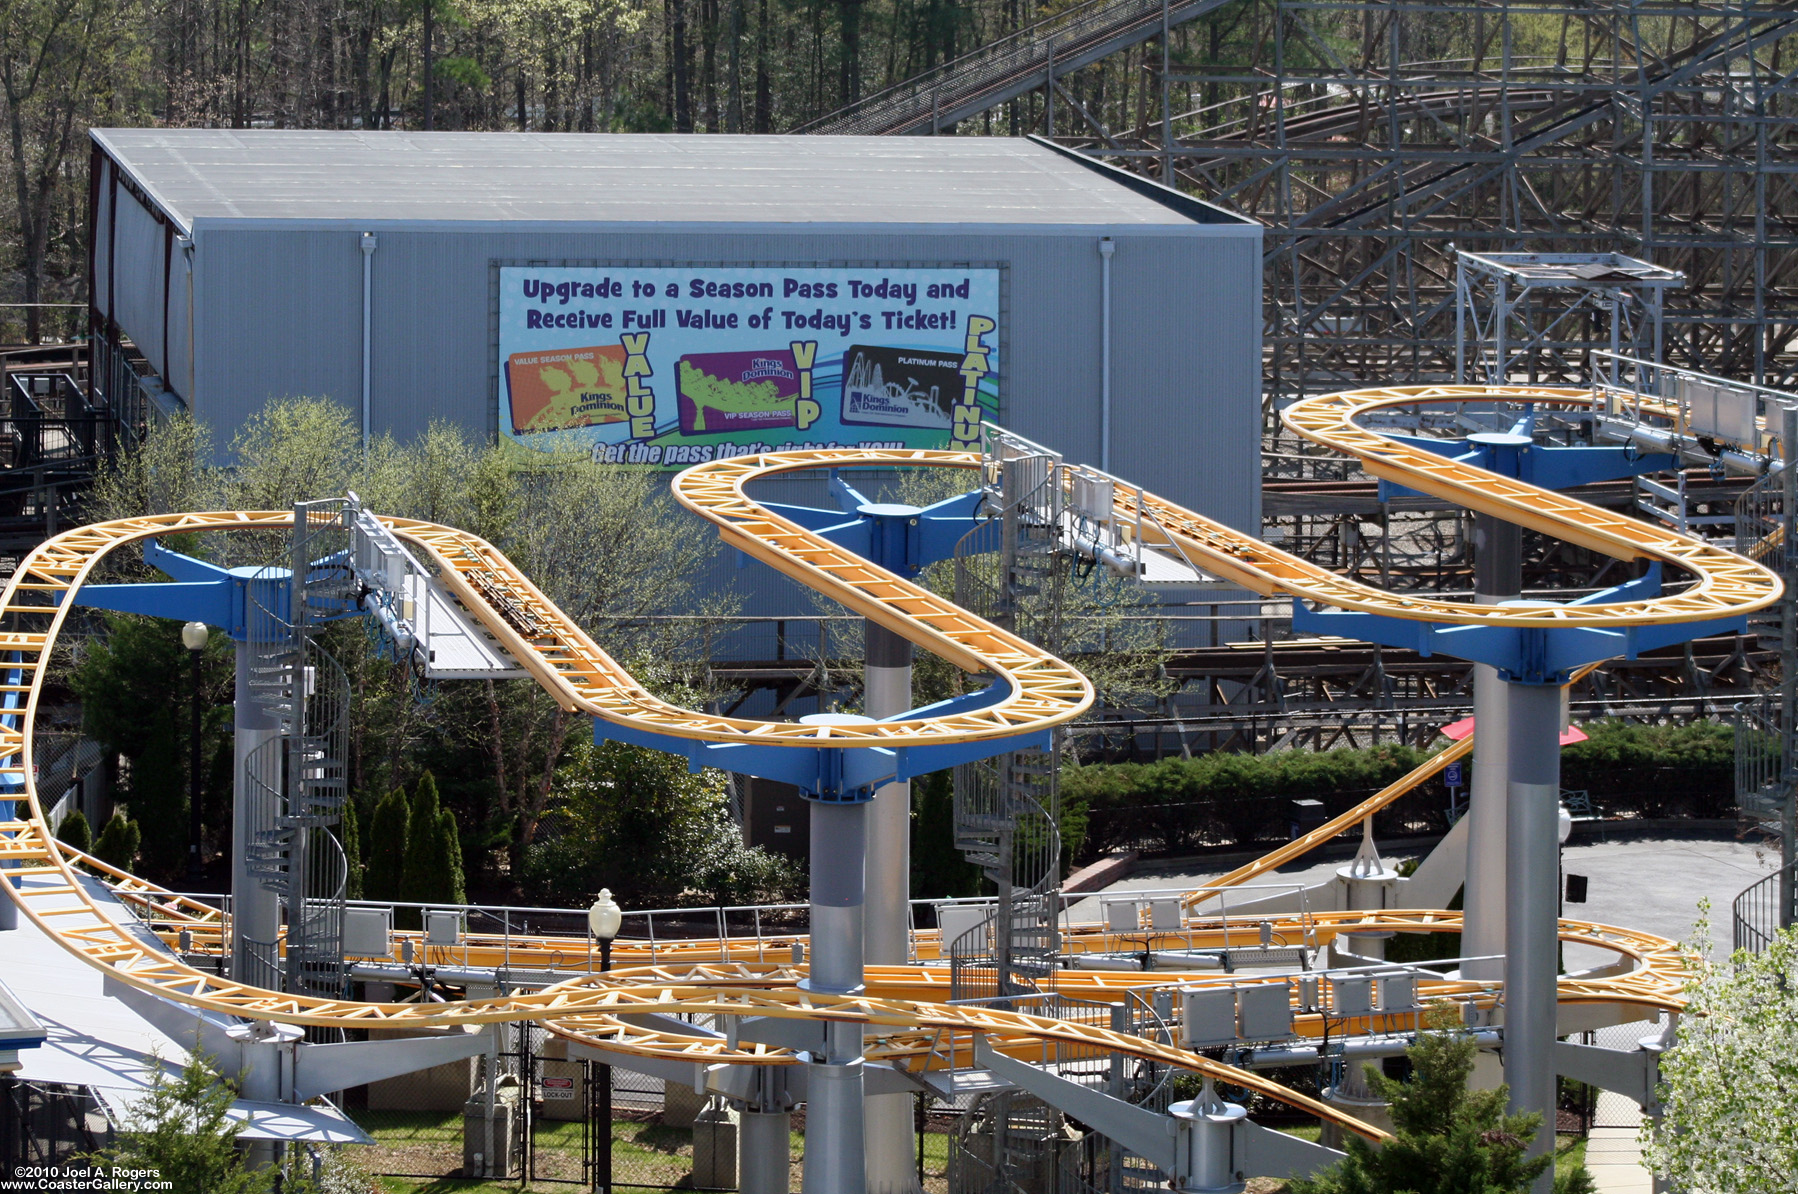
[0,386,1778,1170]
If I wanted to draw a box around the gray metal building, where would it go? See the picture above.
[90,130,1259,517]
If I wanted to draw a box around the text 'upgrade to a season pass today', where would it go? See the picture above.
[498,267,1000,466]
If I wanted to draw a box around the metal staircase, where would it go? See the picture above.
[796,0,1234,136]
[948,443,1068,1003]
[1733,472,1796,832]
[948,1091,1078,1194]
[239,500,355,997]
[1732,454,1797,943]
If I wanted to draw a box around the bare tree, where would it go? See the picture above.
[0,0,123,342]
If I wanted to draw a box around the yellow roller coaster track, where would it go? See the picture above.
[0,385,1772,1143]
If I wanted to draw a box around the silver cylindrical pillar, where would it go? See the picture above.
[862,625,913,964]
[1503,679,1563,1193]
[229,1021,302,1168]
[804,796,867,1194]
[1170,1088,1247,1192]
[230,638,280,982]
[861,623,919,1193]
[739,1069,793,1194]
[1464,514,1520,981]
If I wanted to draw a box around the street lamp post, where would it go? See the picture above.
[588,889,623,1194]
[181,621,209,887]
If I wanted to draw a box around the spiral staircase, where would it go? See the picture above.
[238,499,355,997]
[948,446,1068,1004]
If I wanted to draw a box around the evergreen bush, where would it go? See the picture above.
[57,809,91,854]
[364,786,409,903]
[338,796,363,901]
[92,811,141,871]
[401,772,465,909]
[1062,721,1735,862]
[1291,1015,1557,1194]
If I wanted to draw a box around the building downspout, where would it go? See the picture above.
[360,233,378,466]
[1099,236,1115,472]
[179,235,195,406]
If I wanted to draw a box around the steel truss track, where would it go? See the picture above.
[0,390,1776,1145]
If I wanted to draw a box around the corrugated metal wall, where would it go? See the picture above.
[187,224,1260,528]
[90,152,193,397]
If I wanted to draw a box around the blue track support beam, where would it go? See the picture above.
[750,477,988,580]
[1,657,24,802]
[1375,424,1674,504]
[655,478,1038,795]
[593,709,1047,799]
[68,541,291,642]
[1291,565,1746,685]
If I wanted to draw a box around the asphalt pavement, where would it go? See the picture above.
[1087,829,1777,962]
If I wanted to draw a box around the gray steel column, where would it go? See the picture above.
[804,797,867,1194]
[741,1104,792,1194]
[230,639,280,981]
[862,625,912,965]
[230,1020,301,1168]
[861,623,919,1193]
[1504,679,1563,1193]
[1464,514,1520,981]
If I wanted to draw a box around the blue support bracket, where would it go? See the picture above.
[1375,425,1675,503]
[1291,564,1746,685]
[1,656,25,803]
[743,476,989,580]
[591,677,1041,799]
[68,540,290,641]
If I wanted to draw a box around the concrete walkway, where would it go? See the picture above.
[1585,1090,1652,1194]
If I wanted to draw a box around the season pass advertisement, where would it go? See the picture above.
[499,266,999,465]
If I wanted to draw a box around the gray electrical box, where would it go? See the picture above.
[1329,976,1373,1017]
[1379,974,1416,1012]
[1182,987,1237,1047]
[1236,981,1293,1040]
[343,907,392,957]
[426,910,464,946]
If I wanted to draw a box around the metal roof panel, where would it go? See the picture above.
[92,130,1214,230]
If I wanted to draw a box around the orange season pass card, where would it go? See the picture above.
[507,345,630,434]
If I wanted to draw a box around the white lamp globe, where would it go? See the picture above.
[181,621,210,652]
[1557,804,1574,845]
[588,889,623,941]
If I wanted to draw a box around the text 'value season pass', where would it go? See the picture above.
[498,266,1000,466]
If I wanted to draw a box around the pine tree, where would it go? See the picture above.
[88,1051,271,1194]
[57,809,91,854]
[363,786,409,903]
[438,807,467,906]
[1292,1018,1556,1194]
[401,772,462,909]
[339,796,364,901]
[92,811,141,872]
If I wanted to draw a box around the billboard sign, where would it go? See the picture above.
[498,266,1000,466]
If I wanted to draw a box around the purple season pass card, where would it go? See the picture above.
[677,351,800,435]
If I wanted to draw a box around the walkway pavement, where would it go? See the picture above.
[1586,1090,1652,1194]
[1090,828,1776,961]
[1091,832,1763,1190]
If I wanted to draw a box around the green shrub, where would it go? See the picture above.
[363,786,409,903]
[1065,743,1431,859]
[1062,720,1736,863]
[93,810,141,872]
[57,809,91,854]
[1559,719,1733,818]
